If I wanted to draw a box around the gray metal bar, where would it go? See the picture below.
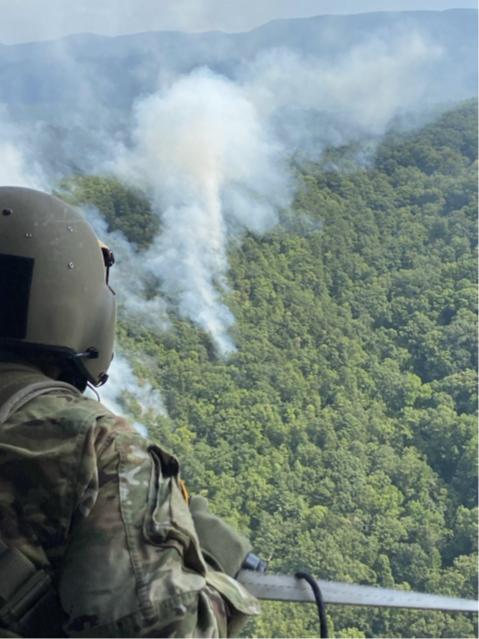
[237,571,478,613]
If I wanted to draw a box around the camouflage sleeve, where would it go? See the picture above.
[60,412,259,638]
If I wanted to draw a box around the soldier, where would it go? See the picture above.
[0,187,260,638]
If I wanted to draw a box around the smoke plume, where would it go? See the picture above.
[107,30,443,350]
[86,352,167,436]
[0,108,46,188]
[79,206,170,330]
[0,20,454,416]
[113,69,289,353]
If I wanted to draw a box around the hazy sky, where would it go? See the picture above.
[0,0,477,45]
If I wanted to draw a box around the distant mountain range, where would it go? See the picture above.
[0,9,477,113]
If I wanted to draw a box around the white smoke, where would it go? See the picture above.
[0,143,33,186]
[0,25,447,362]
[86,352,167,437]
[113,69,290,353]
[244,32,443,128]
[78,206,170,429]
[79,205,170,330]
[106,30,443,350]
[0,108,46,188]
[239,31,444,158]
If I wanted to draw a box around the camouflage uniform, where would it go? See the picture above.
[0,363,260,638]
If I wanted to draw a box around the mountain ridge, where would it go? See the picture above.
[0,8,476,110]
[0,8,477,49]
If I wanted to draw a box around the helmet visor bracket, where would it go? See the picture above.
[99,241,115,287]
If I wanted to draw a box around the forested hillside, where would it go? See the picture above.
[60,99,477,638]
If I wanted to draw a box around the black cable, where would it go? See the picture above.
[295,571,328,638]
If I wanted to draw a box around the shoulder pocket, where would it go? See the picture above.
[117,437,206,576]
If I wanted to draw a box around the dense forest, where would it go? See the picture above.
[58,99,477,638]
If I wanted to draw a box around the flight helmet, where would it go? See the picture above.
[0,186,116,388]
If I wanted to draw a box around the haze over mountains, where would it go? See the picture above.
[0,9,477,113]
[0,9,477,349]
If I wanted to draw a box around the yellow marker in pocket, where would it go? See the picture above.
[179,479,190,505]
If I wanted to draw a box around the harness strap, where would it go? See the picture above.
[0,367,79,636]
[0,367,80,426]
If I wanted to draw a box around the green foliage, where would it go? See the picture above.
[55,174,159,248]
[88,100,478,638]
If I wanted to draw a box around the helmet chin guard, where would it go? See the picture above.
[0,187,117,388]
